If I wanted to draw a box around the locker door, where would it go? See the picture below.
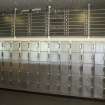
[19,64,28,90]
[39,63,50,93]
[83,53,94,64]
[71,75,80,97]
[50,52,61,94]
[3,41,11,60]
[71,64,81,96]
[95,53,104,65]
[2,41,11,88]
[0,42,3,86]
[1,63,10,88]
[0,41,2,60]
[21,42,29,64]
[40,42,48,52]
[27,63,40,92]
[60,52,69,63]
[60,41,69,52]
[21,51,29,64]
[12,51,20,63]
[29,52,38,63]
[72,64,81,76]
[8,63,19,89]
[83,64,93,97]
[39,52,48,63]
[29,42,38,52]
[94,76,103,98]
[49,42,59,52]
[83,75,92,97]
[72,53,81,64]
[60,64,69,95]
[71,42,81,53]
[95,42,104,53]
[95,65,104,76]
[50,63,61,94]
[21,41,29,51]
[39,51,49,92]
[12,41,20,51]
[83,42,94,53]
[3,51,10,63]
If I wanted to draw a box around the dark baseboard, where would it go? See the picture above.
[0,87,105,102]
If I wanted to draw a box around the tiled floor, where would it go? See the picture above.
[0,89,105,105]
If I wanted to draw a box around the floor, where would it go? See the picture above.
[0,89,105,105]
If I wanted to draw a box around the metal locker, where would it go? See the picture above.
[39,58,49,96]
[21,42,29,64]
[0,42,2,84]
[0,63,5,87]
[49,52,59,63]
[3,41,11,51]
[19,64,28,89]
[83,64,94,97]
[72,64,81,75]
[12,51,20,63]
[21,41,29,51]
[60,64,69,95]
[25,64,33,90]
[23,63,37,90]
[0,42,2,60]
[1,64,10,88]
[95,65,104,76]
[2,41,11,62]
[50,63,61,94]
[95,42,105,53]
[83,42,94,53]
[3,51,10,62]
[0,42,2,50]
[60,41,70,52]
[39,52,48,63]
[29,52,38,63]
[11,42,20,63]
[83,53,94,64]
[83,64,93,75]
[60,52,69,63]
[103,77,105,90]
[49,42,59,52]
[29,42,39,52]
[94,76,103,98]
[9,69,18,89]
[50,51,61,94]
[40,42,48,52]
[71,42,81,53]
[95,53,104,65]
[83,75,92,97]
[27,63,40,91]
[0,51,2,61]
[25,63,34,89]
[34,63,41,92]
[28,58,41,92]
[12,41,20,51]
[71,75,80,96]
[39,63,50,93]
[71,53,81,64]
[21,51,29,64]
[0,70,8,88]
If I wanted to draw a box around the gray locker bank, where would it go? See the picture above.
[0,0,105,100]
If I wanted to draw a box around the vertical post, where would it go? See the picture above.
[14,8,17,39]
[88,3,90,39]
[48,5,51,39]
[28,11,31,36]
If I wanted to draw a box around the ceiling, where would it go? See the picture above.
[0,0,105,11]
